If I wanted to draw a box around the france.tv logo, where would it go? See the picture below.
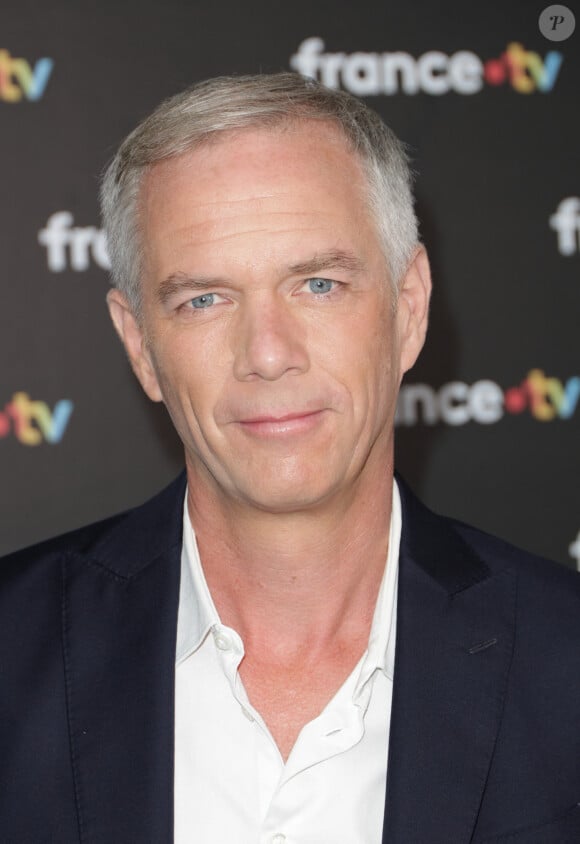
[0,393,73,445]
[396,370,580,426]
[290,38,563,96]
[0,49,54,102]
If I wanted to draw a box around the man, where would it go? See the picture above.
[1,73,579,843]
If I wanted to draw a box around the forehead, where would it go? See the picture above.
[141,120,369,216]
[139,121,381,283]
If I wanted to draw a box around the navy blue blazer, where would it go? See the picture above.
[1,472,580,843]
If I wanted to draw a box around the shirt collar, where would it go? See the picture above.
[355,479,401,695]
[176,480,401,675]
[175,494,220,665]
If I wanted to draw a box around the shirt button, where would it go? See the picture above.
[271,835,286,844]
[214,632,232,651]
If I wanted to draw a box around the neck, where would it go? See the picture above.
[185,454,395,656]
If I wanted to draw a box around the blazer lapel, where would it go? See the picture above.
[61,469,516,842]
[383,479,517,844]
[62,473,186,843]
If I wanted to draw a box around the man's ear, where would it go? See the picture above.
[396,246,432,379]
[106,288,164,402]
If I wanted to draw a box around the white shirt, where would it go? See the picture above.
[174,482,401,844]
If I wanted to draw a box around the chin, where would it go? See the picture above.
[237,473,341,514]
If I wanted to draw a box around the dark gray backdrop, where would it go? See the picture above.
[1,0,578,569]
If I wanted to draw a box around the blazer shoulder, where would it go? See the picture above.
[447,517,580,645]
[451,516,580,592]
[396,473,580,605]
[0,510,130,586]
[0,470,187,587]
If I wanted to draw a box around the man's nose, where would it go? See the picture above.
[232,297,310,381]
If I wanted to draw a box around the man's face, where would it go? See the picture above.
[109,122,429,513]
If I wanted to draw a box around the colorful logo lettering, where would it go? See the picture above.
[482,42,563,93]
[396,370,580,426]
[290,39,563,95]
[504,370,580,421]
[0,393,74,445]
[0,49,54,102]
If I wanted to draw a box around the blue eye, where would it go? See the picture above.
[308,278,334,294]
[190,293,215,309]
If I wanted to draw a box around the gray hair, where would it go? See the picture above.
[100,72,419,315]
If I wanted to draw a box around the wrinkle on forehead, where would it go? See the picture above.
[178,193,287,210]
[139,122,383,288]
[164,203,347,240]
[146,192,366,257]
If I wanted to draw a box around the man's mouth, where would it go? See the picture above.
[236,410,326,437]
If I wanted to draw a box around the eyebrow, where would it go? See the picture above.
[157,273,220,305]
[287,250,366,277]
[156,250,366,305]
